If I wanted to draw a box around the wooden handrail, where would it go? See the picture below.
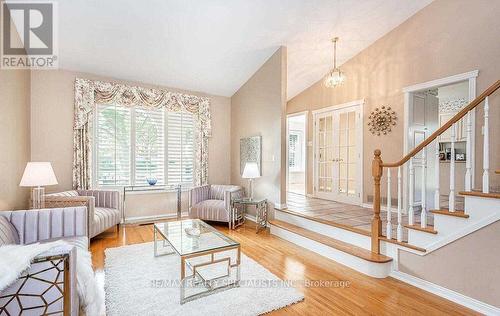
[382,80,500,168]
[370,79,499,254]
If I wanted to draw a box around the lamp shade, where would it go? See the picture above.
[242,162,260,179]
[19,162,58,187]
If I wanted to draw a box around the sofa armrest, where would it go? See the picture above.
[1,245,78,315]
[224,187,244,216]
[77,189,120,209]
[188,185,211,210]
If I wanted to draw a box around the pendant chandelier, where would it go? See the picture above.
[324,37,345,88]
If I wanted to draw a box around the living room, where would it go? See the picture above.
[1,0,499,315]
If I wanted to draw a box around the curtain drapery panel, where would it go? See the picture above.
[73,78,211,189]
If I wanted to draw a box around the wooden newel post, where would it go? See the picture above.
[372,149,383,254]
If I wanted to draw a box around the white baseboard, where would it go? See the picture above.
[390,270,500,315]
[274,203,287,210]
[245,214,270,227]
[124,212,189,224]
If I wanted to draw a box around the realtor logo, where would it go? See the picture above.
[1,1,58,69]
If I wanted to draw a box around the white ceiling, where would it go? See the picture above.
[52,0,432,99]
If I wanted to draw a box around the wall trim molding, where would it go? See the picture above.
[311,99,365,115]
[390,270,500,315]
[402,70,479,93]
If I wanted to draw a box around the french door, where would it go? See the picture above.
[314,104,362,204]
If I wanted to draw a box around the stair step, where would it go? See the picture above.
[270,220,392,263]
[404,224,438,234]
[379,236,426,252]
[275,208,371,236]
[430,209,469,218]
[459,191,500,199]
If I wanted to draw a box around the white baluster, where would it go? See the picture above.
[421,147,427,228]
[397,166,403,242]
[409,159,415,225]
[449,123,456,212]
[465,112,472,191]
[483,97,490,193]
[434,140,440,209]
[386,168,392,239]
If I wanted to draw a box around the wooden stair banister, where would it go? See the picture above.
[381,80,500,168]
[370,80,500,254]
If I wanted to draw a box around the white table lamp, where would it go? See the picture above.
[20,162,58,209]
[242,162,260,200]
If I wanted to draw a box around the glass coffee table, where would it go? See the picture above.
[153,219,241,304]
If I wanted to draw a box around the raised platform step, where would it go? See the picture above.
[459,191,500,199]
[404,224,438,234]
[270,220,393,278]
[275,208,370,236]
[379,236,426,252]
[430,209,469,218]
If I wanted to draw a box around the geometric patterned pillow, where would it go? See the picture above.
[0,216,19,245]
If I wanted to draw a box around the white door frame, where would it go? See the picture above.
[312,99,364,205]
[286,111,309,196]
[402,70,478,212]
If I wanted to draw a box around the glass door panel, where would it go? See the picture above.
[317,115,334,193]
[315,105,361,204]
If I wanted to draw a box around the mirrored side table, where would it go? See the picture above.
[231,198,268,233]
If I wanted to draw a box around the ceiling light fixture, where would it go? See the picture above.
[324,37,345,88]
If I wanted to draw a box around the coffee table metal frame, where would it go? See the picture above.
[153,221,241,304]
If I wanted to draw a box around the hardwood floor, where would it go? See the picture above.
[90,221,477,315]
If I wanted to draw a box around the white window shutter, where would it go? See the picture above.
[166,112,194,186]
[96,104,132,186]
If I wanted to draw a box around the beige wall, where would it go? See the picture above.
[0,69,31,210]
[30,69,231,218]
[399,221,500,307]
[287,0,500,200]
[230,47,287,214]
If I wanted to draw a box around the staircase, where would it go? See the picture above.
[270,80,500,282]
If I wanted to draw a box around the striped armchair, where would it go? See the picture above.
[45,190,120,238]
[188,184,243,228]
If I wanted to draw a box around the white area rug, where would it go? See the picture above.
[105,242,304,316]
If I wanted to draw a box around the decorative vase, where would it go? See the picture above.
[146,177,157,186]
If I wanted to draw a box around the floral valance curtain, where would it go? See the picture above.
[73,78,211,189]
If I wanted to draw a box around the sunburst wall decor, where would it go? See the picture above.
[368,106,397,136]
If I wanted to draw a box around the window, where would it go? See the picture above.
[288,130,304,172]
[95,104,194,187]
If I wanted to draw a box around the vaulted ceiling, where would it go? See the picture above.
[51,0,431,99]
